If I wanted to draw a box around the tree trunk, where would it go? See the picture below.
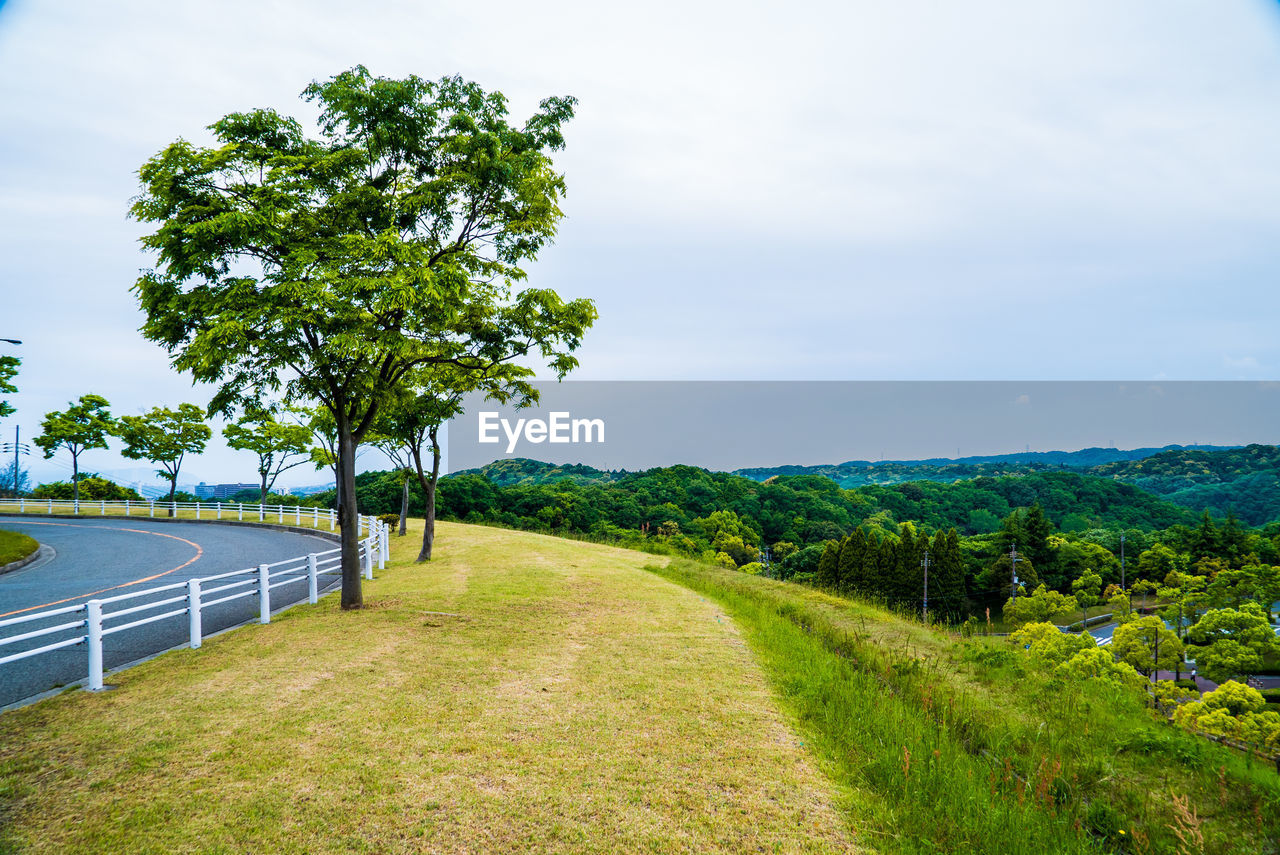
[337,418,363,610]
[399,476,409,536]
[260,471,269,506]
[416,426,441,563]
[72,454,79,506]
[167,475,177,517]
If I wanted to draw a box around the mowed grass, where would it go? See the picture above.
[0,530,38,566]
[0,521,858,854]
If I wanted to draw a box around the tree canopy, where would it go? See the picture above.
[114,404,212,506]
[131,67,596,607]
[33,394,115,504]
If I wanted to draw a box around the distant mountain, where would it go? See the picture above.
[457,458,627,486]
[733,445,1235,486]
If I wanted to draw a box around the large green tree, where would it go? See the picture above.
[223,413,314,504]
[33,394,115,504]
[131,67,595,608]
[115,404,212,510]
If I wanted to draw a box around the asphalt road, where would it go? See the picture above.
[0,516,339,708]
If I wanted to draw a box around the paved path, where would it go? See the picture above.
[0,516,338,708]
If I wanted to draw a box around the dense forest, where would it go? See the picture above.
[738,443,1280,525]
[324,456,1280,628]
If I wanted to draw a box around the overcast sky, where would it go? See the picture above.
[3,1,1280,487]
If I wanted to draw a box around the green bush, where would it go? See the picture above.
[31,477,142,502]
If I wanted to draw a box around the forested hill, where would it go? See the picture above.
[732,444,1234,487]
[1087,443,1280,525]
[425,466,1196,542]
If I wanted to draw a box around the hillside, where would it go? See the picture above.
[1089,443,1280,524]
[0,522,853,853]
[2,523,1274,853]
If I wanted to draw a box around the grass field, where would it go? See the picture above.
[0,521,858,854]
[0,530,38,566]
[652,559,1280,855]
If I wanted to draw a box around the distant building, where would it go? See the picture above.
[194,482,261,500]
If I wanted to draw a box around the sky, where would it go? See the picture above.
[3,1,1280,487]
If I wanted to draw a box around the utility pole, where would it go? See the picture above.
[2,425,31,496]
[1010,542,1022,602]
[920,548,930,623]
[1120,531,1126,591]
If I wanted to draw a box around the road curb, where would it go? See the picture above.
[0,513,341,543]
[0,543,49,577]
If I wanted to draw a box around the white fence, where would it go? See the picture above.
[0,497,339,528]
[0,504,391,697]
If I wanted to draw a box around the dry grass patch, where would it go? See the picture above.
[0,521,858,854]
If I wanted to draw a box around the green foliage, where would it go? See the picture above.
[30,477,142,502]
[1111,616,1184,674]
[0,354,18,419]
[1187,604,1277,683]
[223,413,313,502]
[1173,681,1280,749]
[33,394,115,504]
[1002,585,1077,628]
[114,404,212,502]
[131,67,596,606]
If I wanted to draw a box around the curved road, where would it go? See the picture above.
[0,517,339,708]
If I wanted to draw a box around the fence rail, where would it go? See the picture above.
[0,497,340,529]
[0,503,391,700]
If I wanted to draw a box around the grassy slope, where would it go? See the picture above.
[0,521,857,854]
[652,560,1280,855]
[0,530,38,566]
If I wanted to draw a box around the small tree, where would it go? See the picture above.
[223,413,313,504]
[114,404,211,511]
[374,366,532,558]
[1070,569,1103,630]
[1003,584,1077,628]
[33,394,115,505]
[1111,616,1183,677]
[1187,604,1277,684]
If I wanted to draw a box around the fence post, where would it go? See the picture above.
[308,553,319,604]
[329,508,335,531]
[379,523,387,569]
[238,503,244,521]
[74,498,79,515]
[277,504,283,523]
[149,501,155,518]
[124,499,130,516]
[312,507,318,527]
[170,501,176,517]
[100,500,105,516]
[295,505,300,525]
[258,504,264,522]
[259,564,271,624]
[188,578,203,649]
[47,498,52,513]
[87,600,104,691]
[364,537,373,580]
[18,497,23,513]
[195,502,201,520]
